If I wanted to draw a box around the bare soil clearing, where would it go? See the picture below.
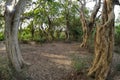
[0,42,120,80]
[21,42,90,80]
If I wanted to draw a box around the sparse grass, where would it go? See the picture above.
[0,57,14,80]
[71,54,90,72]
[72,57,86,71]
[66,54,93,80]
[0,57,29,80]
[116,64,120,71]
[114,46,120,54]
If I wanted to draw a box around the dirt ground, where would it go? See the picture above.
[21,42,91,80]
[0,42,120,80]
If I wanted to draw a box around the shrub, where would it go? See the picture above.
[71,55,87,72]
[115,25,120,45]
[0,32,4,41]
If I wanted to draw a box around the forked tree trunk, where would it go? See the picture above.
[4,0,28,72]
[79,0,101,48]
[88,0,115,80]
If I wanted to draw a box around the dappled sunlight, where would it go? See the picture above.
[0,46,5,51]
[41,52,72,67]
[41,52,66,59]
[51,58,71,66]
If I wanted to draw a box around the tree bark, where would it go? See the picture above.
[48,16,54,41]
[79,0,101,48]
[4,0,29,72]
[65,11,70,41]
[88,0,115,80]
[30,21,35,40]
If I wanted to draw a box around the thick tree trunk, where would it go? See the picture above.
[88,0,115,80]
[4,0,28,72]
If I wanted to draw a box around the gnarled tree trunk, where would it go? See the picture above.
[79,0,101,48]
[88,0,115,80]
[4,0,28,72]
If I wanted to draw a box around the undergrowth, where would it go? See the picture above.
[0,57,14,80]
[71,54,91,72]
[116,64,120,71]
[0,57,29,80]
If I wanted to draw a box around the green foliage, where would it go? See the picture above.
[73,58,85,71]
[0,16,4,41]
[115,25,120,45]
[34,34,47,43]
[19,0,89,42]
[19,29,31,41]
[70,26,83,41]
[59,32,66,40]
[69,17,83,41]
[71,55,87,72]
[0,32,4,41]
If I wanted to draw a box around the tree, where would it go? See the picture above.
[78,0,101,48]
[31,0,62,41]
[4,0,29,72]
[88,0,116,79]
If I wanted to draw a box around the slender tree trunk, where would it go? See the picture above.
[31,21,35,41]
[41,24,49,41]
[48,16,54,41]
[88,0,115,80]
[65,12,70,41]
[4,0,29,72]
[80,19,89,48]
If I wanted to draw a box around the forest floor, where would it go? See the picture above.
[0,41,120,80]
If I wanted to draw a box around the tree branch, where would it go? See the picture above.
[103,9,115,27]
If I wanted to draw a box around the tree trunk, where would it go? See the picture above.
[31,21,35,40]
[48,16,54,41]
[65,10,70,41]
[79,0,101,48]
[64,0,71,41]
[4,0,28,72]
[80,20,89,48]
[88,0,115,80]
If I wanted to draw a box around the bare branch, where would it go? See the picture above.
[96,14,101,20]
